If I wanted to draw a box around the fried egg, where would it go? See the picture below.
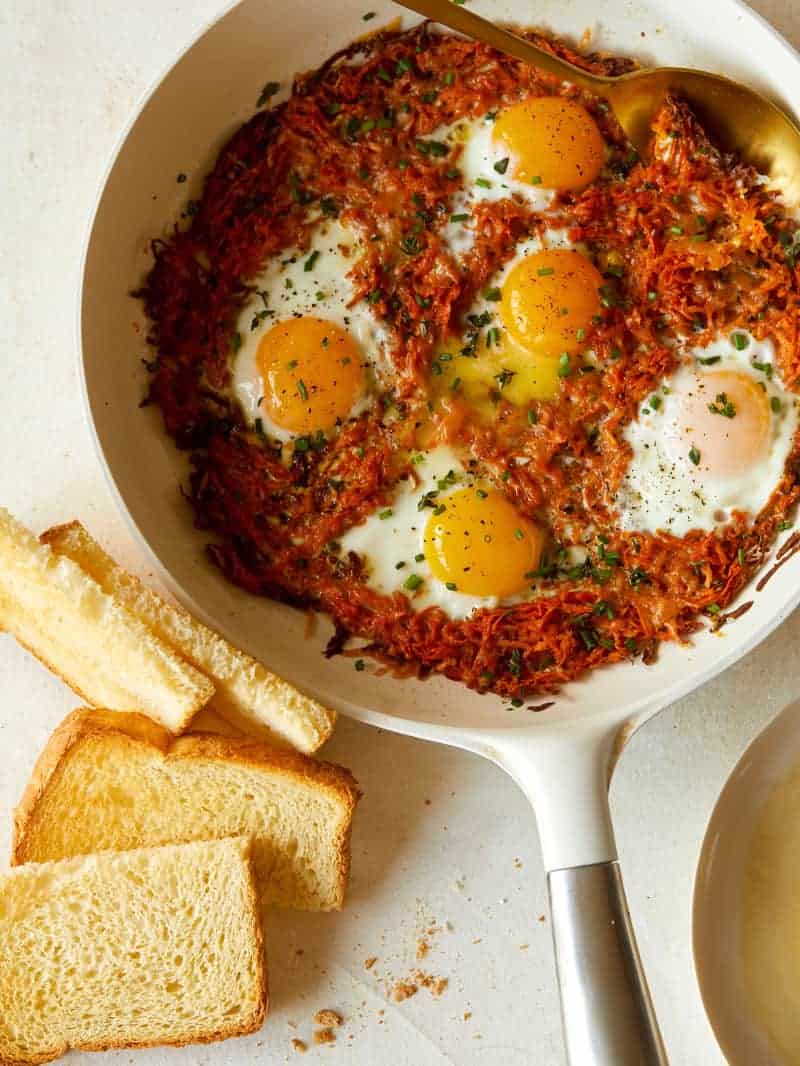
[338,446,545,618]
[434,233,602,410]
[615,331,798,535]
[232,219,389,441]
[435,98,606,254]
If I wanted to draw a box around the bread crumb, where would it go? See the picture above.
[364,956,378,970]
[314,1009,343,1027]
[416,938,430,960]
[538,914,547,923]
[393,980,419,1002]
[314,1028,336,1045]
[519,943,529,950]
[463,1011,472,1021]
[413,970,448,997]
[291,1038,307,1053]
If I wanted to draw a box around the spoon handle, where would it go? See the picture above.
[396,0,605,90]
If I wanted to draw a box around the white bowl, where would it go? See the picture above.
[694,699,800,1064]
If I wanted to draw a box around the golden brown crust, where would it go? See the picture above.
[12,708,361,908]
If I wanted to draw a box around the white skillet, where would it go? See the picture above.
[79,2,800,1062]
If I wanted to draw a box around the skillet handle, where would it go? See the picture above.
[548,861,668,1066]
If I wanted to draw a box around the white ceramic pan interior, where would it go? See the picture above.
[79,2,800,1062]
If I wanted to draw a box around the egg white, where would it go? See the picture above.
[338,445,519,619]
[432,115,557,256]
[615,331,798,536]
[232,219,391,440]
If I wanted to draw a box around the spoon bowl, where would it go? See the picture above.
[400,0,800,202]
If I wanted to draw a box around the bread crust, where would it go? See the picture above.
[0,836,268,1065]
[12,708,361,909]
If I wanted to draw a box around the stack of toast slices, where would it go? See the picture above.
[0,509,362,1064]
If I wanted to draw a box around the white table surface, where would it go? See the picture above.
[2,2,800,1063]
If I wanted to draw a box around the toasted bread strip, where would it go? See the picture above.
[0,509,213,732]
[0,837,267,1065]
[14,707,361,910]
[42,521,336,753]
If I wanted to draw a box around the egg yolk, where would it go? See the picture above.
[257,317,364,435]
[500,249,602,358]
[671,370,772,478]
[424,488,545,598]
[492,97,605,191]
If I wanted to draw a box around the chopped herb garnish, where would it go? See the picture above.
[396,57,412,74]
[476,488,488,499]
[647,290,658,302]
[707,603,721,615]
[355,659,366,671]
[530,175,542,185]
[304,250,320,272]
[297,379,308,402]
[445,581,457,591]
[414,552,425,562]
[752,360,773,378]
[401,235,421,255]
[732,332,749,351]
[495,367,515,389]
[256,81,280,107]
[649,394,662,411]
[362,10,376,19]
[527,409,537,426]
[367,289,382,305]
[668,224,684,236]
[450,212,470,223]
[537,266,555,277]
[475,177,492,189]
[689,445,701,465]
[486,326,501,347]
[772,396,782,413]
[294,436,310,452]
[698,355,721,366]
[738,547,746,566]
[444,70,455,85]
[509,648,522,677]
[494,157,510,175]
[779,520,793,531]
[629,566,651,588]
[557,352,571,377]
[514,528,524,541]
[379,508,393,520]
[416,139,449,157]
[404,573,423,591]
[708,391,736,418]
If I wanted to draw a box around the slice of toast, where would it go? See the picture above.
[13,707,361,911]
[41,521,336,754]
[0,837,267,1065]
[0,508,213,732]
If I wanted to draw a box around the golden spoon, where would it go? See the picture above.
[398,0,800,203]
